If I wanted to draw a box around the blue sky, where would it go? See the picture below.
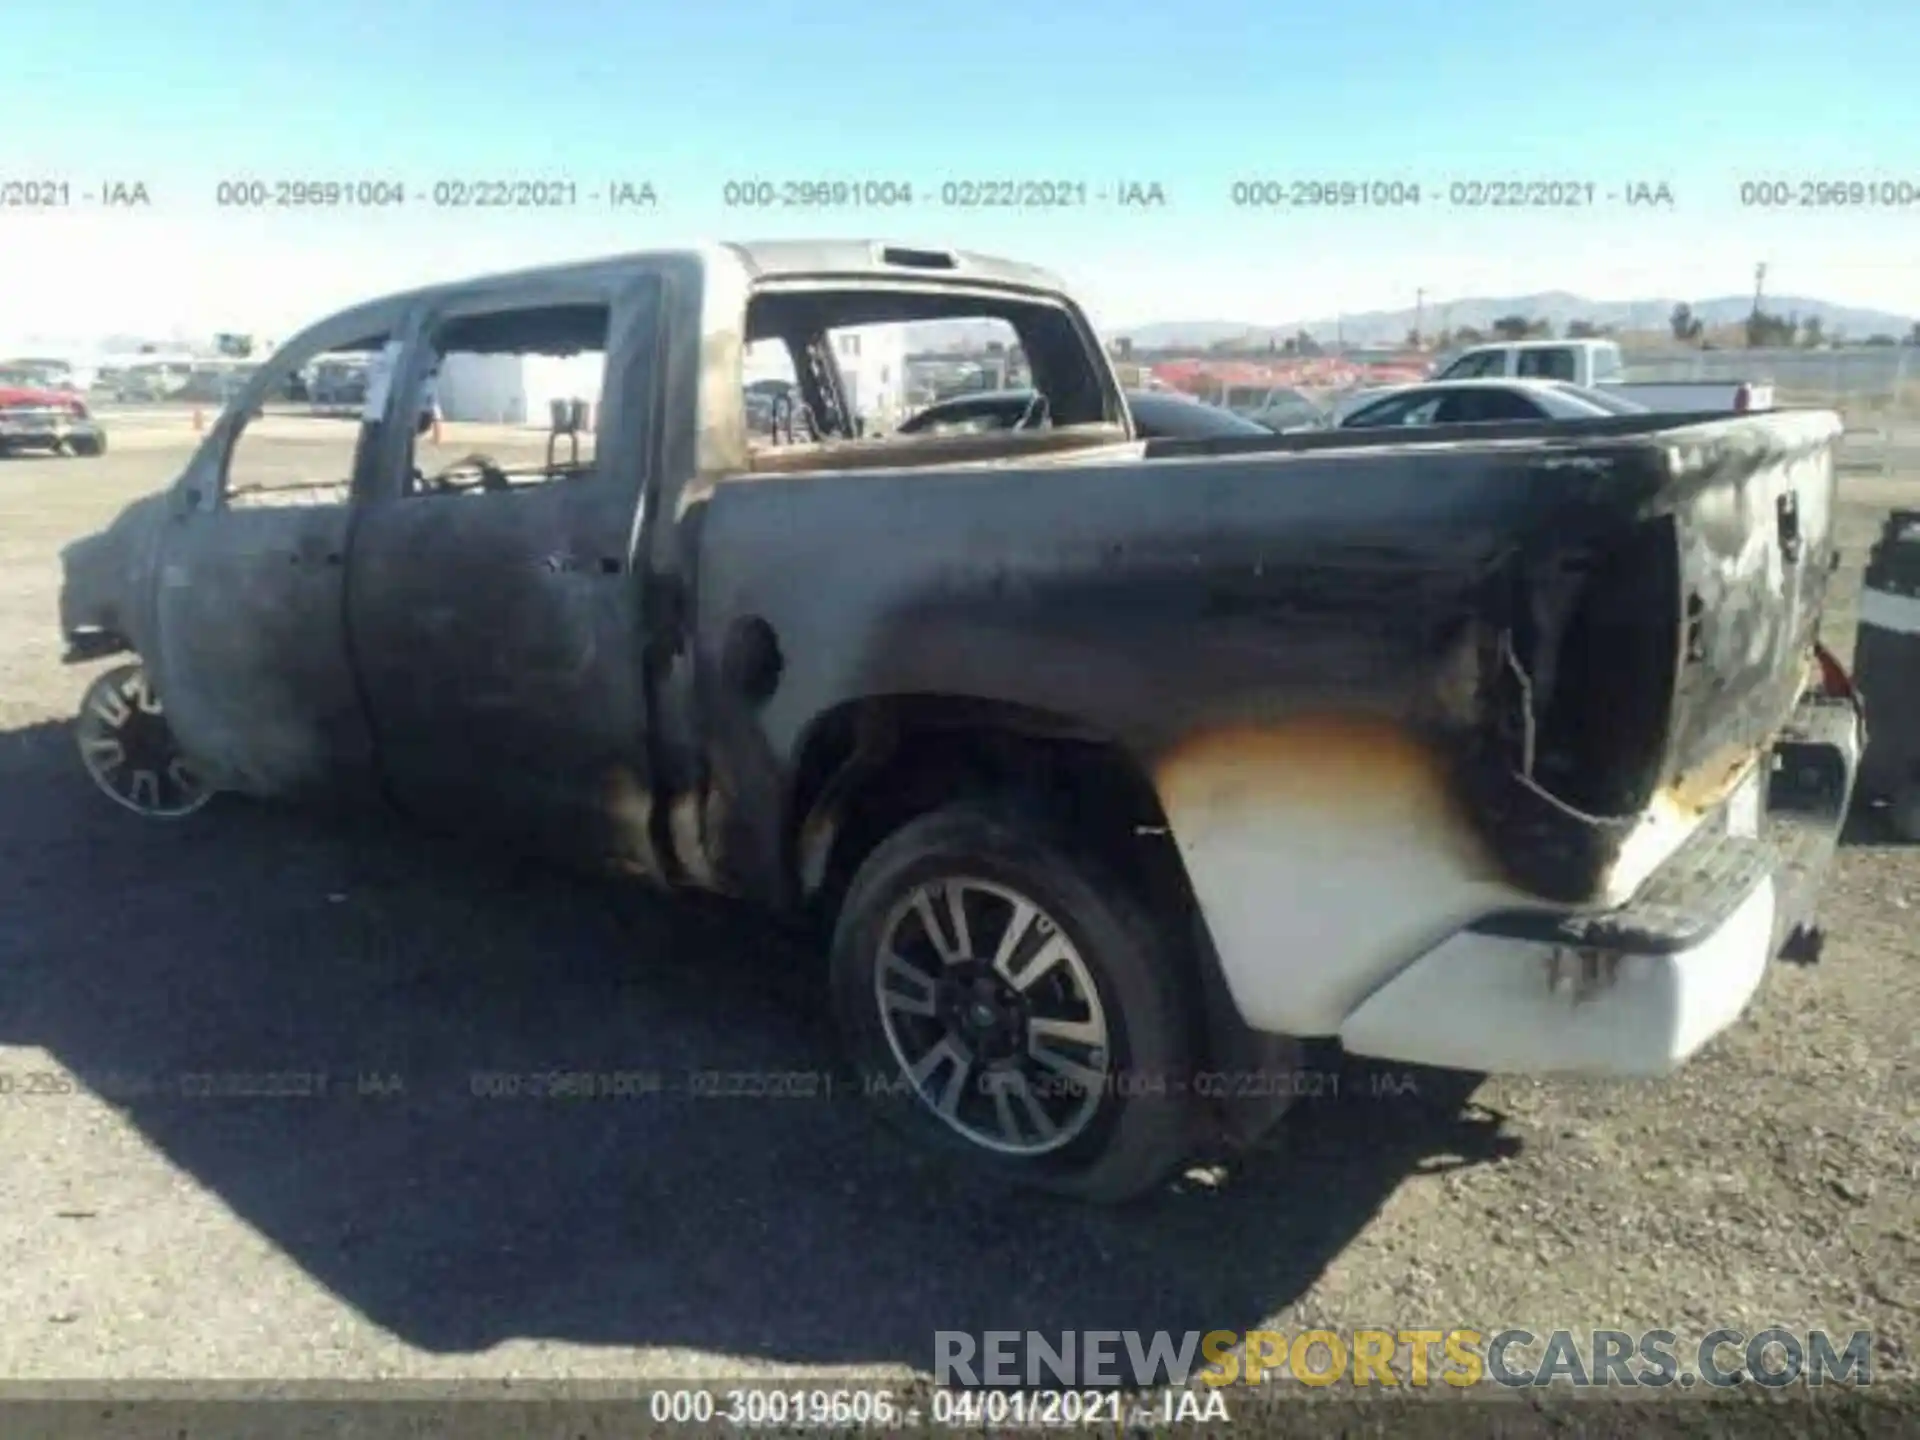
[4,0,1917,337]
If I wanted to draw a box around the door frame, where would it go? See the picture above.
[341,270,670,870]
[144,298,426,800]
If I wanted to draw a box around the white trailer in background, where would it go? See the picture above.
[743,325,908,433]
[830,323,907,431]
[433,352,607,427]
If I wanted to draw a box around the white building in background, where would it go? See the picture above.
[740,326,908,432]
[831,324,906,430]
[432,352,607,425]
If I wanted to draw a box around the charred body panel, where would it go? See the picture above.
[685,412,1845,1032]
[59,492,169,663]
[1657,417,1838,797]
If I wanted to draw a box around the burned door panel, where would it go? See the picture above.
[151,504,369,799]
[133,312,416,803]
[344,280,664,875]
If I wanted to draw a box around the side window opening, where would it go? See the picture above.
[1446,388,1539,423]
[1440,350,1504,380]
[1348,393,1437,427]
[900,317,1028,434]
[1516,347,1577,382]
[407,302,611,496]
[222,333,391,509]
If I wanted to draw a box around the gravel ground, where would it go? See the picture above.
[0,428,1914,1393]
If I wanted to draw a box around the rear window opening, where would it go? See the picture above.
[739,286,1124,473]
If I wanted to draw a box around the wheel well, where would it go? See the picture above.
[792,696,1192,936]
[62,627,135,663]
[791,697,1294,1140]
[794,706,1290,1136]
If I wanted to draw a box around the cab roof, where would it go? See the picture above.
[334,241,1070,321]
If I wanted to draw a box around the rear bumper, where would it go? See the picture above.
[0,413,101,448]
[1337,693,1861,1077]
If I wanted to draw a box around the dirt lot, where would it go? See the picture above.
[0,423,1914,1389]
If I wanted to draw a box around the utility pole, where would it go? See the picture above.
[1414,288,1425,349]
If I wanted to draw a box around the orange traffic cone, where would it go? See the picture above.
[430,413,443,445]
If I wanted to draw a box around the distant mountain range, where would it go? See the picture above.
[1113,293,1918,350]
[16,293,1914,364]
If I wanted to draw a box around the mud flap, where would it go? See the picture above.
[1188,912,1304,1152]
[1852,510,1920,828]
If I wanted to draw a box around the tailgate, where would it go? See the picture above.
[1654,409,1843,800]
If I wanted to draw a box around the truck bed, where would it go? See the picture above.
[695,407,1843,911]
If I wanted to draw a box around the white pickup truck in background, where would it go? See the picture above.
[1433,338,1774,414]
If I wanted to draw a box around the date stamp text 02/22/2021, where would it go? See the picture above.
[199,176,1170,211]
[1227,177,1679,209]
[205,178,662,210]
[719,178,1170,209]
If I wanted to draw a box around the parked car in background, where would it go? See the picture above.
[1239,387,1332,433]
[744,378,794,435]
[0,381,106,456]
[1338,378,1650,429]
[1432,339,1771,414]
[895,386,1275,439]
[1196,384,1330,432]
[308,357,370,408]
[1123,390,1279,438]
[180,366,237,405]
[0,358,85,393]
[110,362,192,403]
[1326,385,1400,424]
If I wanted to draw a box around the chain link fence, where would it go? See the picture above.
[1622,345,1917,474]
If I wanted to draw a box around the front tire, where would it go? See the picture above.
[75,661,213,818]
[1887,781,1920,843]
[830,802,1195,1203]
[71,433,106,457]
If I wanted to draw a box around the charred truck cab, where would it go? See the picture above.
[58,241,1863,1202]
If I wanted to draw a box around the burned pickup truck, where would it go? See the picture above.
[59,241,1862,1202]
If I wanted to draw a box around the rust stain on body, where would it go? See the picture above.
[1155,714,1507,879]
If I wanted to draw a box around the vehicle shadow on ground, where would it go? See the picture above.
[1839,784,1919,846]
[0,717,1519,1365]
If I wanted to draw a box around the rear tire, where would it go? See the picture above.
[1887,782,1920,843]
[829,801,1196,1203]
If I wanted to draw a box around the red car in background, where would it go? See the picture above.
[0,380,106,457]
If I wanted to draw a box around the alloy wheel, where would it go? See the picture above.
[74,662,212,818]
[873,876,1112,1156]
